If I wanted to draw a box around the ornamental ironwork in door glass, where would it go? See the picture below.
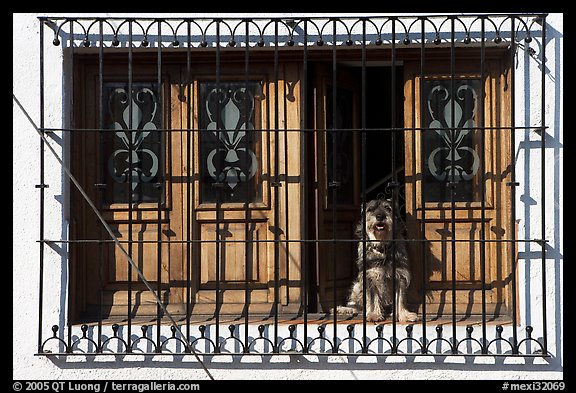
[199,82,262,203]
[103,82,163,204]
[423,79,481,202]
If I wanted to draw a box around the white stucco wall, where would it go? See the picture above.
[13,12,563,380]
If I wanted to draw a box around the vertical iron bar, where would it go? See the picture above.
[391,17,398,353]
[243,20,250,352]
[67,20,74,352]
[479,17,488,353]
[361,18,367,352]
[283,36,291,348]
[97,241,104,352]
[540,15,548,355]
[450,16,457,353]
[38,18,45,354]
[302,19,309,353]
[127,19,133,352]
[419,17,427,353]
[214,19,221,353]
[509,17,519,354]
[97,19,105,352]
[96,234,104,352]
[273,20,280,352]
[331,19,338,353]
[186,20,192,347]
[156,19,163,352]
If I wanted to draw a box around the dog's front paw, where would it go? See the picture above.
[398,310,418,322]
[335,306,358,315]
[366,312,385,322]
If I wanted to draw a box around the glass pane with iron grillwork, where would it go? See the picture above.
[422,79,481,202]
[199,82,262,204]
[102,82,163,204]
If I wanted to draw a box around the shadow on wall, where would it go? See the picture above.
[45,351,560,374]
[519,18,562,364]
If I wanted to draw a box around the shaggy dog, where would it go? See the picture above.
[336,198,418,322]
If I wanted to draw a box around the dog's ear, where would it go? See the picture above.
[355,219,364,239]
[386,196,402,210]
[355,203,366,239]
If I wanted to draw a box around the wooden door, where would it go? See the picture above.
[177,62,303,315]
[71,63,187,319]
[314,65,361,312]
[73,60,304,320]
[403,59,513,318]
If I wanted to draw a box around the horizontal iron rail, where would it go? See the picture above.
[39,14,548,21]
[35,352,550,358]
[35,321,548,357]
[39,126,549,133]
[40,238,549,244]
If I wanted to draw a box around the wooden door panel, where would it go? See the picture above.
[403,59,512,317]
[420,291,499,315]
[314,65,361,311]
[70,62,186,320]
[180,62,303,314]
[195,289,270,304]
[322,221,356,282]
[105,222,170,283]
[74,59,304,320]
[318,220,357,305]
[198,221,268,285]
[426,221,487,285]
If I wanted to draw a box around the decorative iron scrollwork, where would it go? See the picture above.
[426,82,480,183]
[205,86,257,192]
[423,79,482,202]
[106,84,161,203]
[200,82,260,203]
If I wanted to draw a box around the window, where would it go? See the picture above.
[38,15,550,357]
[104,82,164,204]
[198,81,263,204]
[421,78,482,203]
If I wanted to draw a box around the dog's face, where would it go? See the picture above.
[361,199,394,241]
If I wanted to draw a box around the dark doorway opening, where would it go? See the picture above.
[306,64,405,312]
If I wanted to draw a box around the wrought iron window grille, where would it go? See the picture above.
[30,14,550,359]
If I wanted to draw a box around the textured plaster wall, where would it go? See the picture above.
[13,12,563,380]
